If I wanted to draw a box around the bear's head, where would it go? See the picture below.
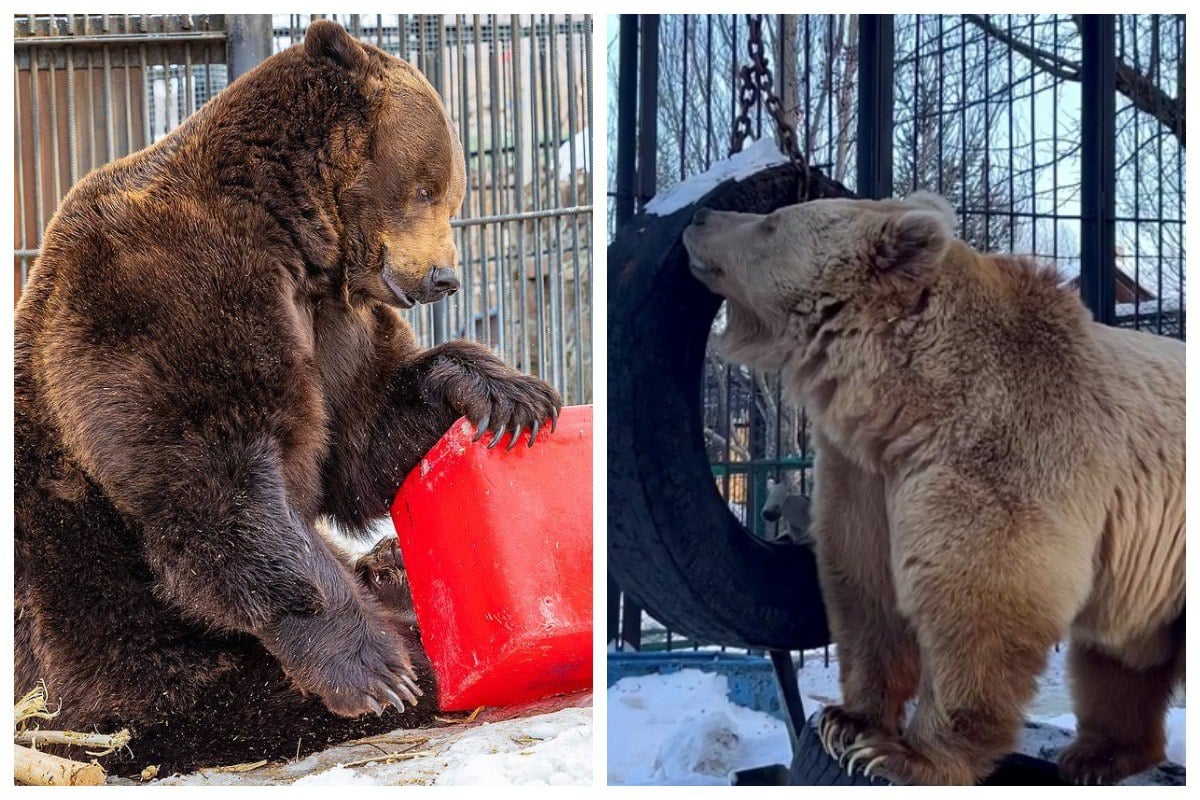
[682,191,956,367]
[302,21,467,309]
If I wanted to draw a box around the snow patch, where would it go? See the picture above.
[557,130,589,182]
[156,706,591,786]
[644,139,787,217]
[608,648,1184,785]
[607,669,790,785]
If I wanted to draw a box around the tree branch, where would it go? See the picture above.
[965,14,1184,145]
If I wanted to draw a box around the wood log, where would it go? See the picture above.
[14,744,105,786]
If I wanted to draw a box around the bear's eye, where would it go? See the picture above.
[416,187,434,203]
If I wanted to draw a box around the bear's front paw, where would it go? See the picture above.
[264,597,424,718]
[459,369,562,450]
[817,705,888,758]
[840,734,976,785]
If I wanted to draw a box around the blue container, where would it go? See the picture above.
[607,651,785,721]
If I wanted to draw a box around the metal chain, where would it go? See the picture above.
[730,15,810,198]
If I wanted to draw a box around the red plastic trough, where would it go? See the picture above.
[390,405,593,711]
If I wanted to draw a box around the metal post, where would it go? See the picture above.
[620,593,643,652]
[607,575,622,646]
[856,14,894,199]
[1080,15,1117,326]
[615,15,638,228]
[636,15,659,211]
[227,15,273,81]
[778,15,799,159]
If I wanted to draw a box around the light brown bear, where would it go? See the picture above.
[683,193,1184,785]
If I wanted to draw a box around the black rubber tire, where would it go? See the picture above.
[788,714,1071,786]
[789,715,881,786]
[607,164,853,650]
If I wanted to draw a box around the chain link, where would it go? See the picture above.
[730,15,810,198]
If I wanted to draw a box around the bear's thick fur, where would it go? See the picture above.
[15,21,559,775]
[683,194,1184,785]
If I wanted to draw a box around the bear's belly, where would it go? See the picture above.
[1069,481,1184,667]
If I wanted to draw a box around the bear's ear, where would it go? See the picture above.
[305,20,368,72]
[869,208,952,278]
[903,190,956,228]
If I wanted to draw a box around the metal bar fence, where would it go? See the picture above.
[14,13,593,406]
[608,13,1185,653]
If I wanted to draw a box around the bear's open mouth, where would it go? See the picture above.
[381,269,416,308]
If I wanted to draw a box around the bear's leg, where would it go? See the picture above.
[810,432,919,757]
[321,337,561,531]
[74,422,424,720]
[1057,638,1179,784]
[840,482,1084,785]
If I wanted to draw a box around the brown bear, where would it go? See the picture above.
[683,194,1184,785]
[15,20,560,776]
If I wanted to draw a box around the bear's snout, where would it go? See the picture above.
[691,207,712,226]
[424,266,460,301]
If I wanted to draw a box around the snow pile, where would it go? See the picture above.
[644,138,787,217]
[608,651,1184,785]
[607,669,790,785]
[156,706,592,786]
[432,712,591,785]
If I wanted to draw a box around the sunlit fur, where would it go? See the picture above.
[15,21,557,776]
[684,192,1184,785]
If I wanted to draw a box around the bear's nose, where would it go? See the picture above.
[692,208,712,226]
[762,508,780,523]
[428,267,460,297]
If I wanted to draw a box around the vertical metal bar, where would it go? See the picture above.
[565,15,584,402]
[615,16,638,227]
[512,16,530,373]
[582,13,593,399]
[48,46,63,207]
[548,17,567,394]
[16,64,29,286]
[30,44,45,247]
[122,42,134,153]
[778,15,798,164]
[65,44,78,183]
[636,15,659,210]
[472,16,490,353]
[1079,14,1117,325]
[856,14,894,199]
[140,44,151,148]
[456,16,476,348]
[184,43,195,117]
[103,34,115,162]
[227,15,273,81]
[705,16,713,167]
[431,16,450,346]
[607,576,622,647]
[620,595,643,652]
[679,17,689,182]
[488,15,506,361]
[529,16,547,378]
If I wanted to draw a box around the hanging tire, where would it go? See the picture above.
[607,163,852,650]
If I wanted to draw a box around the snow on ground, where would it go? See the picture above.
[151,706,591,786]
[607,669,790,785]
[644,138,787,217]
[608,649,1185,786]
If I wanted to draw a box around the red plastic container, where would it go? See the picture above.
[390,404,593,711]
